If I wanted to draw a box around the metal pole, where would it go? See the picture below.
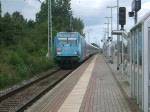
[47,0,50,57]
[117,0,120,70]
[122,34,124,75]
[134,0,137,24]
[135,11,137,24]
[108,18,109,38]
[103,28,107,40]
[47,0,52,58]
[106,6,117,63]
[137,29,139,104]
[105,18,111,60]
[88,31,89,43]
[111,8,113,63]
[70,11,72,31]
[103,28,107,56]
[105,18,110,38]
[107,18,110,60]
[50,0,53,54]
[111,8,113,39]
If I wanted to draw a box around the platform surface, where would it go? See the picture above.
[26,54,132,112]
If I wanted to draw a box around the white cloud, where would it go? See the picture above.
[1,0,43,20]
[71,0,113,26]
[1,0,150,46]
[138,2,150,19]
[1,0,25,15]
[22,0,42,20]
[71,0,150,46]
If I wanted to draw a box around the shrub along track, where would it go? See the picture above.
[0,68,74,112]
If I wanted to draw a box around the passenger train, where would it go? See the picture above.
[54,32,99,67]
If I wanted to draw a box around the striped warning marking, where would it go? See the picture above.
[58,55,97,112]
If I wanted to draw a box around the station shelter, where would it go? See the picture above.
[129,12,150,112]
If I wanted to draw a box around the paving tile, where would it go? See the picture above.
[80,55,131,112]
[26,55,135,112]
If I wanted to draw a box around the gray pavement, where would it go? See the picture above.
[26,54,141,112]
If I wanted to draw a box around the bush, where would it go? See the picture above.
[16,64,30,78]
[3,50,24,66]
[0,63,17,89]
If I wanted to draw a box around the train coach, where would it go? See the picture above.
[54,32,99,67]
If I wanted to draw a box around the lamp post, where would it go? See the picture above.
[105,17,111,39]
[103,28,107,41]
[69,11,73,31]
[103,24,109,58]
[117,0,119,70]
[106,6,117,40]
[105,17,111,59]
[104,23,109,39]
[107,6,117,63]
[103,28,107,56]
[87,29,92,44]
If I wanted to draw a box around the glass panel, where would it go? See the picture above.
[58,38,67,44]
[148,27,150,109]
[135,32,138,99]
[68,38,77,44]
[138,27,142,108]
[139,32,142,66]
[131,32,135,98]
[125,37,130,82]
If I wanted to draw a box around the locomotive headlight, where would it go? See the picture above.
[73,51,77,54]
[57,52,61,54]
[57,48,62,54]
[57,48,62,52]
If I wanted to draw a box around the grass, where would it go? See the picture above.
[0,48,57,90]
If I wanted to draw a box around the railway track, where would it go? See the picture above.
[0,68,74,112]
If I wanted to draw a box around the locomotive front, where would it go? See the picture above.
[54,32,81,68]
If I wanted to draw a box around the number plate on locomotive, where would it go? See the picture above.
[66,48,70,50]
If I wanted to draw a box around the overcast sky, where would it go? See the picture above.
[1,0,150,47]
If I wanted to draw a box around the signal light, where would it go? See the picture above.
[128,12,134,17]
[119,7,126,25]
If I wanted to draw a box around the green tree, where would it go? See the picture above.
[36,0,84,35]
[0,1,1,17]
[73,18,84,35]
[1,13,15,46]
[0,0,84,89]
[12,11,27,35]
[0,2,2,46]
[36,1,48,23]
[27,19,35,28]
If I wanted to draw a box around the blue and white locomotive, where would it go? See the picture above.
[54,32,99,67]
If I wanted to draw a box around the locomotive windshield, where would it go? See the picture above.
[68,38,77,44]
[58,37,77,44]
[58,38,67,44]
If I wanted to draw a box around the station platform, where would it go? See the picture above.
[26,54,140,112]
